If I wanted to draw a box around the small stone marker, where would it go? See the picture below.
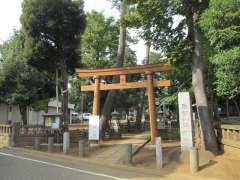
[125,144,132,164]
[190,147,199,173]
[34,137,40,150]
[48,137,54,152]
[156,137,163,168]
[178,92,194,150]
[79,140,85,157]
[10,124,16,147]
[63,132,70,154]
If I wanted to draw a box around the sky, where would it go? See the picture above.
[0,0,146,63]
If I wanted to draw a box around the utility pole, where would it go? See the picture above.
[56,68,59,113]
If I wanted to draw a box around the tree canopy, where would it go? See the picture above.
[200,0,240,99]
[21,0,86,123]
[0,30,54,124]
[21,0,86,73]
[81,11,119,68]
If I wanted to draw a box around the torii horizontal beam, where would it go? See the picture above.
[75,64,172,78]
[81,80,171,91]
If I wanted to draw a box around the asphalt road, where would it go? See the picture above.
[0,148,154,180]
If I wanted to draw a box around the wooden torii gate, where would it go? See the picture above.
[75,64,172,144]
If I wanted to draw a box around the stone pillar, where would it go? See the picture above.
[79,140,85,157]
[63,132,70,154]
[34,137,40,150]
[233,130,239,141]
[48,137,54,152]
[226,129,230,139]
[222,129,226,139]
[10,124,16,147]
[92,76,100,116]
[124,144,132,164]
[190,147,199,173]
[178,92,194,150]
[146,72,157,144]
[156,137,163,168]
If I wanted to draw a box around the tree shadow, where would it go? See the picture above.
[199,160,217,171]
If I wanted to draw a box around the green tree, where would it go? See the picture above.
[21,0,86,124]
[100,0,129,135]
[126,0,218,153]
[0,31,54,124]
[69,77,82,112]
[81,11,119,68]
[200,0,240,99]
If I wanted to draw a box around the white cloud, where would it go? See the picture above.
[0,0,22,42]
[84,0,119,18]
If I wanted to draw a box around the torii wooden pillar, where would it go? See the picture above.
[92,76,100,115]
[146,71,157,143]
[76,64,172,144]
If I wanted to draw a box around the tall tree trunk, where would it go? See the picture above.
[19,104,27,125]
[191,10,218,153]
[213,96,219,120]
[100,2,127,136]
[209,93,214,121]
[234,100,240,116]
[226,98,230,117]
[135,91,144,130]
[136,42,151,130]
[60,58,69,127]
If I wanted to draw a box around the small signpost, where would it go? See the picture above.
[88,115,100,141]
[178,92,194,150]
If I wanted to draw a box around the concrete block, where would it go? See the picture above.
[34,137,40,150]
[190,147,199,173]
[63,132,70,154]
[156,137,163,168]
[48,137,54,153]
[79,140,85,157]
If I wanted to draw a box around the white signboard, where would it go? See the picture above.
[52,116,60,129]
[88,116,100,140]
[178,92,194,150]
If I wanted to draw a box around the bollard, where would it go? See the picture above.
[190,147,199,173]
[124,144,132,164]
[34,137,40,150]
[156,137,163,168]
[63,132,70,154]
[10,125,16,147]
[48,137,54,153]
[78,140,85,157]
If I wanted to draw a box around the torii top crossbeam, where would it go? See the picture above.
[76,64,172,91]
[75,64,172,77]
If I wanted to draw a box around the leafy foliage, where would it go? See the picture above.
[200,0,240,98]
[81,11,118,68]
[21,0,86,73]
[0,30,55,123]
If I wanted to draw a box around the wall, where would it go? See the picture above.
[0,104,74,125]
[0,124,12,148]
[0,134,11,148]
[0,104,8,124]
[28,109,45,125]
[11,105,22,123]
